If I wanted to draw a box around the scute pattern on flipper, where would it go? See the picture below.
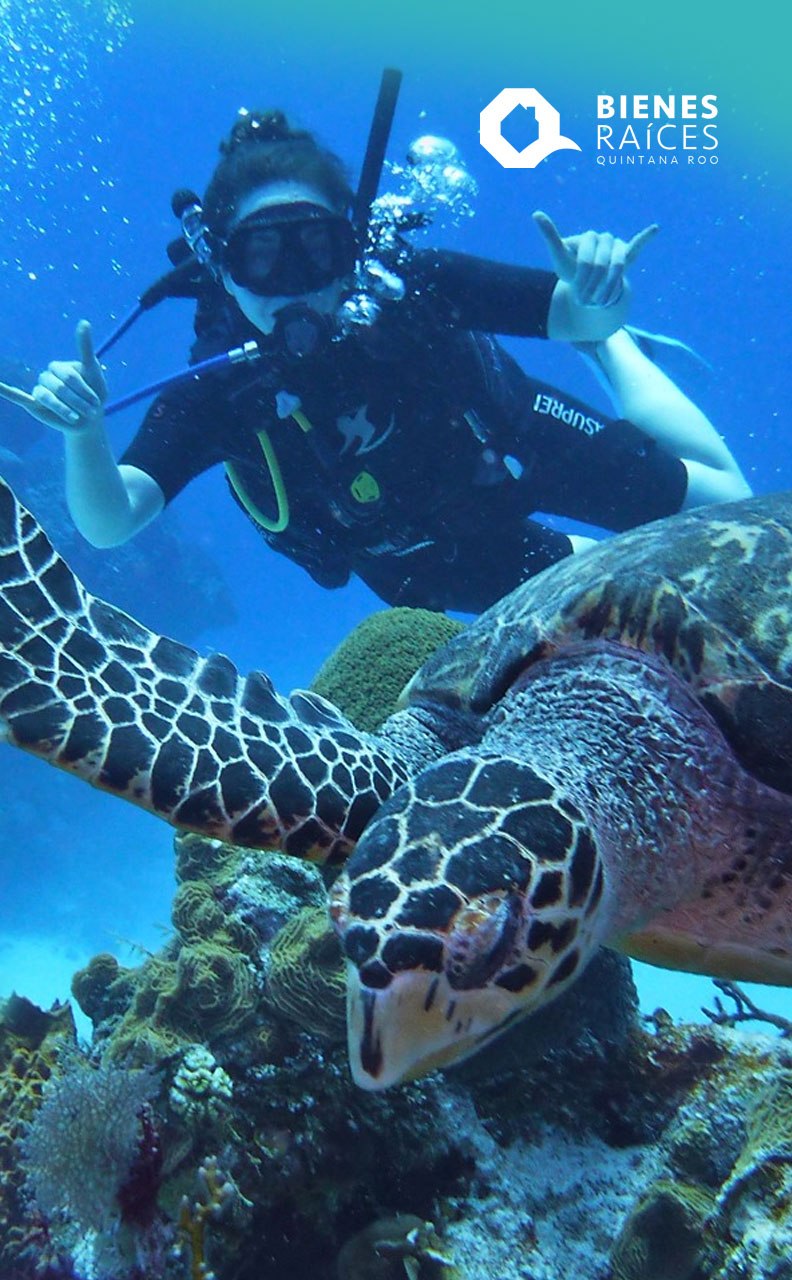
[408,494,792,790]
[0,476,406,862]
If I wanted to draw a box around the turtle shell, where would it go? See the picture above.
[407,493,792,796]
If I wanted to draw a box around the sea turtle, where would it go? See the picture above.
[1,474,791,1090]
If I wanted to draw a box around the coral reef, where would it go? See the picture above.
[434,1019,792,1280]
[310,607,465,732]
[697,1065,792,1277]
[74,833,329,1066]
[0,995,77,1274]
[603,1032,792,1280]
[170,1046,234,1127]
[22,1057,159,1234]
[10,874,792,1280]
[263,904,347,1043]
[337,1214,458,1280]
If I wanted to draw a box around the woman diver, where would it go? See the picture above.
[0,103,750,613]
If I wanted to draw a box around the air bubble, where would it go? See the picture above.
[0,0,133,239]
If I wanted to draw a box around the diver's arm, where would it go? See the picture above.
[0,320,165,546]
[44,320,165,544]
[405,216,655,343]
[584,328,752,505]
[546,278,630,342]
[63,425,164,546]
[406,249,623,341]
[404,250,558,335]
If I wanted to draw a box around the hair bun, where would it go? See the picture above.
[221,109,307,155]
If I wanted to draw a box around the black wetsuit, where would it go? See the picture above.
[121,249,688,613]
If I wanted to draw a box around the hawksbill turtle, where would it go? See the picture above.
[0,475,791,1089]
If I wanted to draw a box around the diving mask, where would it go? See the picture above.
[220,201,358,298]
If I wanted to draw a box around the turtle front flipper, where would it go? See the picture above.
[0,476,406,863]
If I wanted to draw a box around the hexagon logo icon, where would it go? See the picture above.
[480,88,581,168]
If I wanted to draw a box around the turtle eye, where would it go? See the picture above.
[445,889,521,990]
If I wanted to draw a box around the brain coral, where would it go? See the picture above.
[310,606,465,732]
[171,879,228,946]
[263,905,347,1043]
[157,941,260,1040]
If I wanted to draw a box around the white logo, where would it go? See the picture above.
[480,88,581,169]
[533,392,604,436]
[337,404,394,455]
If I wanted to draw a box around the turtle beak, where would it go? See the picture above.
[346,964,522,1090]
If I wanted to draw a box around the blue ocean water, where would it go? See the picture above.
[0,0,789,1033]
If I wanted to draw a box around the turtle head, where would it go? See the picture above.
[329,752,606,1089]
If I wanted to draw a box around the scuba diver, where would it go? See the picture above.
[0,85,750,614]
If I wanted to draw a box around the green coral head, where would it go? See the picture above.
[310,606,465,733]
[329,750,607,1088]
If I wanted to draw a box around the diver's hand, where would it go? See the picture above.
[0,320,107,433]
[533,211,658,308]
[34,319,107,429]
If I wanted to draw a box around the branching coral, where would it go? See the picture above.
[702,979,792,1038]
[175,1156,237,1280]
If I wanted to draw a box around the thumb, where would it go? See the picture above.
[76,319,98,371]
[75,319,107,399]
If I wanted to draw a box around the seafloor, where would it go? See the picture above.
[3,857,792,1280]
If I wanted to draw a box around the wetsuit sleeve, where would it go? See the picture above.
[514,379,689,530]
[403,248,557,338]
[118,373,231,505]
